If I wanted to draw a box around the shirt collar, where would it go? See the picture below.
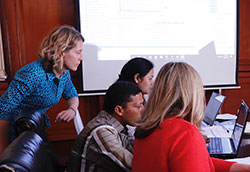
[46,72,57,81]
[101,111,125,133]
[46,70,67,81]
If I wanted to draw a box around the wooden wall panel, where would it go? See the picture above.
[17,0,78,67]
[222,72,250,121]
[238,0,250,59]
[0,0,23,80]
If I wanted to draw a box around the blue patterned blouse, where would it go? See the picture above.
[0,59,78,141]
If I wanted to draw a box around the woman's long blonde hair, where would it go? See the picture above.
[135,62,206,139]
[39,25,84,74]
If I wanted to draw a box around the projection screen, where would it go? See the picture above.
[77,0,238,94]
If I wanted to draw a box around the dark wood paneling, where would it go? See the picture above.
[222,73,250,121]
[222,0,250,121]
[238,0,250,59]
[19,0,78,64]
[0,0,23,80]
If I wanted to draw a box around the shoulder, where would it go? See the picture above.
[92,125,117,137]
[77,111,116,142]
[18,59,43,72]
[160,118,202,142]
[161,118,207,157]
[84,111,125,137]
[15,59,46,79]
[161,118,198,132]
[89,111,116,127]
[82,111,113,134]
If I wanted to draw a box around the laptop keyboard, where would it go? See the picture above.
[207,138,223,153]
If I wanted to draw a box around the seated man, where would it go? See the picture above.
[68,81,144,172]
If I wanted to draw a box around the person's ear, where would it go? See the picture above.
[134,73,141,84]
[60,51,65,59]
[114,105,124,117]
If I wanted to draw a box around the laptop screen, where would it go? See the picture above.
[231,100,249,151]
[203,92,226,126]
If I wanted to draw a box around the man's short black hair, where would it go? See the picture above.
[103,81,142,114]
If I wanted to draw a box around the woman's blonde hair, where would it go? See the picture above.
[39,25,84,74]
[135,62,206,139]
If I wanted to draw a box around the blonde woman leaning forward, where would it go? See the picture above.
[132,62,250,172]
[0,25,84,153]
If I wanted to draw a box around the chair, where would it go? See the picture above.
[13,110,48,142]
[73,110,84,135]
[10,111,62,171]
[0,131,62,172]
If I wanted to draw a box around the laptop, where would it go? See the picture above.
[202,92,226,126]
[206,100,250,159]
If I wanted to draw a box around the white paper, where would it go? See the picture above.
[201,125,231,138]
[226,156,250,165]
[245,122,250,134]
[216,113,237,120]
